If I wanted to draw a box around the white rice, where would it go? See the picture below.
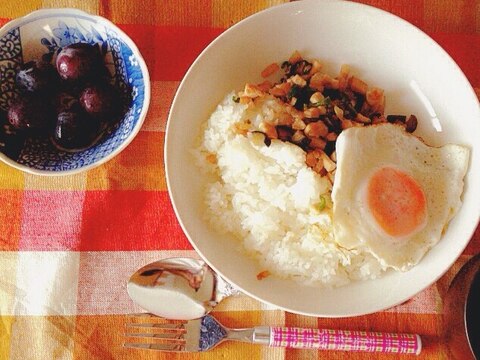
[194,93,387,287]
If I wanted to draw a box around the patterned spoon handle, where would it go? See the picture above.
[257,327,421,354]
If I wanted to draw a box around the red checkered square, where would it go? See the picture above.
[79,190,191,251]
[119,24,223,81]
[19,191,85,250]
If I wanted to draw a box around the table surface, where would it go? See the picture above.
[0,0,478,359]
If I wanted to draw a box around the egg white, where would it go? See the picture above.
[332,123,470,271]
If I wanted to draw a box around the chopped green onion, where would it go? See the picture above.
[232,95,240,103]
[314,195,326,211]
[311,96,331,108]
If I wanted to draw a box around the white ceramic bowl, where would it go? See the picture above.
[0,8,150,175]
[165,0,480,317]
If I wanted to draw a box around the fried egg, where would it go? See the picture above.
[331,123,470,271]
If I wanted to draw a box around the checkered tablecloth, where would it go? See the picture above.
[0,0,478,359]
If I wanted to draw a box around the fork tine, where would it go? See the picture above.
[124,316,205,353]
[126,322,186,330]
[124,342,185,351]
[125,332,185,339]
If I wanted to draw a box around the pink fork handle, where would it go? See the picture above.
[269,327,421,355]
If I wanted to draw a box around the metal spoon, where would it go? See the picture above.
[127,257,239,320]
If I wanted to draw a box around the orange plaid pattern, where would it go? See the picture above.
[0,1,478,359]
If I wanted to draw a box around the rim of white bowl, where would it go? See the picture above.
[165,0,480,317]
[0,8,151,176]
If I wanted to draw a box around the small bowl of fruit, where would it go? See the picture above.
[0,8,150,175]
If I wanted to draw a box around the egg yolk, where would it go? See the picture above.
[366,167,427,237]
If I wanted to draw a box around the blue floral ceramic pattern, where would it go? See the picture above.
[0,28,22,60]
[0,28,22,111]
[0,11,147,172]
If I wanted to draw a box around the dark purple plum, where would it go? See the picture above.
[5,41,128,153]
[79,83,121,120]
[53,111,101,149]
[7,94,54,130]
[55,43,104,82]
[15,60,59,93]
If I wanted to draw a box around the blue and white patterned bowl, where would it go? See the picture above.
[0,8,150,175]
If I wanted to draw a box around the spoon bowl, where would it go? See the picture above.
[127,257,238,320]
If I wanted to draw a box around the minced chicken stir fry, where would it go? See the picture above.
[233,50,417,183]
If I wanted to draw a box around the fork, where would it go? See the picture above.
[124,314,421,354]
